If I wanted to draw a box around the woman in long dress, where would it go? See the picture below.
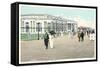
[49,34,54,48]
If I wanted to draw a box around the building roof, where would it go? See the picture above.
[21,14,77,23]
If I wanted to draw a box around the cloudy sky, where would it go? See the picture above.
[20,4,96,29]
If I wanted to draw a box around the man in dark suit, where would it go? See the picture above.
[44,32,49,49]
[80,31,84,41]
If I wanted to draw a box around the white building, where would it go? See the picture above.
[20,14,78,40]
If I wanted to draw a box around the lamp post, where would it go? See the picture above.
[37,22,40,40]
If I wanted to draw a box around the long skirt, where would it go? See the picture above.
[49,39,53,48]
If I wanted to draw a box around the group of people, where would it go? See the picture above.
[43,30,94,49]
[77,30,95,41]
[44,31,54,49]
[43,31,85,49]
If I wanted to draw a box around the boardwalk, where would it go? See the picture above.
[20,35,96,62]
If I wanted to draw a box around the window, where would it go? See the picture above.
[26,22,29,32]
[48,23,51,32]
[31,21,32,32]
[44,21,47,31]
[72,24,74,32]
[52,22,56,31]
[68,23,71,30]
[32,21,35,32]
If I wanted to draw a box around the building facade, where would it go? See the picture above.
[20,14,78,40]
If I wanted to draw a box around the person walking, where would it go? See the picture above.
[80,31,84,41]
[49,33,54,48]
[44,32,49,49]
[77,31,81,42]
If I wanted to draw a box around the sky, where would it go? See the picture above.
[20,4,96,29]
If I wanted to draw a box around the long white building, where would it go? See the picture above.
[20,14,78,40]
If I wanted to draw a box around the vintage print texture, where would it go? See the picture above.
[19,4,96,64]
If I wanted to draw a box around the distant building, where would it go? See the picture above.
[20,14,78,40]
[78,26,95,35]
